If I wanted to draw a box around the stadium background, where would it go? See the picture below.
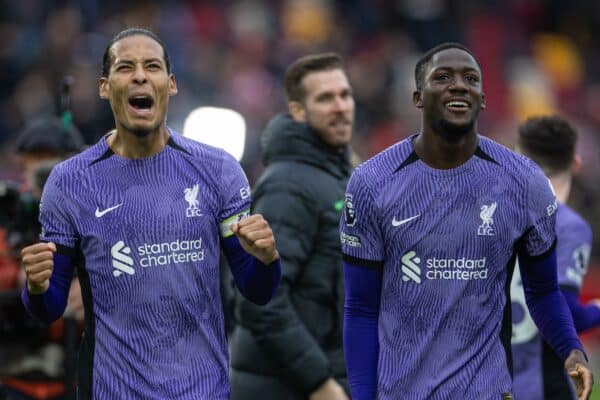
[0,0,599,398]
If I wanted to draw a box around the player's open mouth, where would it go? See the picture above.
[128,95,154,116]
[445,100,470,110]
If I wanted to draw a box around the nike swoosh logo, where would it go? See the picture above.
[392,214,420,227]
[95,203,123,218]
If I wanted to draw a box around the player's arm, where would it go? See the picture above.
[519,246,583,360]
[519,248,593,399]
[340,170,383,400]
[233,187,337,395]
[221,212,281,305]
[343,258,382,400]
[557,222,600,333]
[21,242,76,323]
[21,165,79,324]
[560,288,600,333]
[519,166,593,400]
[219,154,281,305]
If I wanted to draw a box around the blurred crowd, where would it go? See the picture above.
[0,0,599,247]
[0,0,600,260]
[0,0,600,396]
[0,0,600,238]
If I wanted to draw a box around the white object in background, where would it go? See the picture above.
[183,107,246,161]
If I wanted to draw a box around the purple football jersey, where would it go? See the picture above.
[39,130,251,399]
[340,135,557,399]
[511,203,592,400]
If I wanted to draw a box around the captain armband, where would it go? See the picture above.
[220,209,250,238]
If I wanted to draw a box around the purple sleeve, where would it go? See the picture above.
[561,288,600,333]
[522,164,557,257]
[39,166,79,248]
[21,250,74,323]
[555,207,592,291]
[219,152,251,222]
[218,152,280,304]
[519,247,586,361]
[343,260,382,400]
[221,235,281,305]
[340,169,384,263]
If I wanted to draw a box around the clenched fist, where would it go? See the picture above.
[22,242,56,294]
[231,214,279,265]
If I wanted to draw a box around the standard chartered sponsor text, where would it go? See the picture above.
[426,257,488,280]
[138,239,205,267]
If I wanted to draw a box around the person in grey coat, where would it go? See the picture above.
[230,53,354,400]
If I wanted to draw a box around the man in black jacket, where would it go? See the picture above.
[230,53,354,400]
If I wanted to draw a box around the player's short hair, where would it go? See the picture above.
[414,42,481,91]
[517,115,577,175]
[284,53,344,103]
[101,28,171,77]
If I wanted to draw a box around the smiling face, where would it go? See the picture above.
[414,48,485,139]
[99,34,177,137]
[290,68,354,148]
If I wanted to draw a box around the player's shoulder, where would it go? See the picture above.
[477,135,544,182]
[557,203,593,237]
[168,130,237,165]
[49,135,110,178]
[477,136,538,172]
[352,136,414,186]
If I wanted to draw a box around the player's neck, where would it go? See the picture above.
[413,128,478,169]
[108,125,170,159]
[549,172,571,203]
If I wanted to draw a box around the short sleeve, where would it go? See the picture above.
[520,165,557,258]
[39,168,79,249]
[556,217,592,290]
[339,169,384,264]
[219,153,251,238]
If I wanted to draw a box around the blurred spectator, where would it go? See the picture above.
[0,115,85,399]
[231,53,353,400]
[0,0,599,391]
[15,116,84,191]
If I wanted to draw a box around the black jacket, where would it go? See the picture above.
[230,113,352,398]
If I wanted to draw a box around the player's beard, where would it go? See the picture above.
[431,108,480,142]
[131,128,152,138]
[438,118,474,140]
[126,121,161,138]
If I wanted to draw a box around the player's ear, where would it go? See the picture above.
[413,90,423,108]
[481,92,486,110]
[288,101,306,122]
[572,154,582,175]
[168,73,178,96]
[99,77,109,99]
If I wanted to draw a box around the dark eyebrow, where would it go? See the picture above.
[433,66,479,72]
[144,58,164,64]
[462,67,480,74]
[315,91,334,100]
[114,58,164,66]
[431,66,481,76]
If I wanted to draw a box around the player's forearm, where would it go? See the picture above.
[561,288,600,333]
[223,236,281,305]
[21,252,73,323]
[236,256,281,305]
[343,261,382,400]
[520,249,585,360]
